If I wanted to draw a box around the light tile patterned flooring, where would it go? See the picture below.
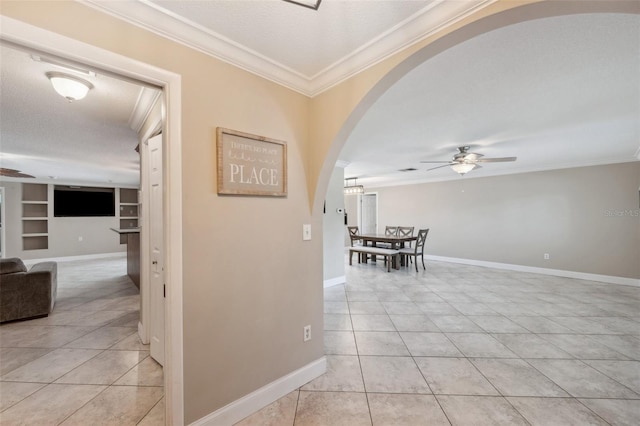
[237,259,640,425]
[0,256,163,425]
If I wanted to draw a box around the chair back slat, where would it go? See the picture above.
[398,226,414,238]
[384,226,399,236]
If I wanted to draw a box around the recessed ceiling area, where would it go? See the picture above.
[340,12,640,187]
[86,0,489,95]
[0,43,160,186]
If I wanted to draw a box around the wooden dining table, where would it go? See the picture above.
[357,233,417,269]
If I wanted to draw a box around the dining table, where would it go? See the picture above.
[357,233,417,269]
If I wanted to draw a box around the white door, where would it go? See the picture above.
[148,134,165,365]
[360,193,377,234]
[0,187,5,258]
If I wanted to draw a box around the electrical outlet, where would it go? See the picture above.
[78,236,83,242]
[303,325,311,342]
[544,253,550,260]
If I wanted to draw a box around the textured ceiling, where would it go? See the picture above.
[0,44,158,186]
[341,13,640,186]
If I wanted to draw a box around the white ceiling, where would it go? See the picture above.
[342,12,640,186]
[0,1,638,188]
[0,43,159,186]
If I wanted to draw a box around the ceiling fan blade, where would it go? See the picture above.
[475,157,517,163]
[464,153,483,161]
[419,161,451,164]
[426,164,452,171]
[0,168,35,178]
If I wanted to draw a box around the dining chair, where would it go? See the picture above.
[377,226,398,249]
[399,228,429,272]
[372,225,398,264]
[347,226,362,246]
[398,226,415,264]
[347,226,363,262]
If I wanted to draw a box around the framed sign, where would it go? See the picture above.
[216,127,287,196]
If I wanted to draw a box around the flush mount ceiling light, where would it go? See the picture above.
[46,72,93,102]
[344,177,364,195]
[282,0,322,10]
[450,162,477,175]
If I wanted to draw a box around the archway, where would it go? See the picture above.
[312,0,639,213]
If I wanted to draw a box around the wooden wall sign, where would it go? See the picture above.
[216,127,287,196]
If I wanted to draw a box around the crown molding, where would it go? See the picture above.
[128,86,162,133]
[82,0,494,97]
[82,0,312,94]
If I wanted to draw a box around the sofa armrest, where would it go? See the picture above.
[28,262,58,313]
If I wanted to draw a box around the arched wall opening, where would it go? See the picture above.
[312,0,639,215]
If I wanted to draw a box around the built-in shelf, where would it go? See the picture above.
[23,219,48,235]
[22,183,47,202]
[23,235,48,251]
[22,183,49,251]
[119,203,138,218]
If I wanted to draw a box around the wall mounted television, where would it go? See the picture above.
[54,186,115,217]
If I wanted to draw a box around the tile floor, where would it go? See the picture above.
[0,256,164,425]
[236,258,640,425]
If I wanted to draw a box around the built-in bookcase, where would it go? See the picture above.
[22,183,49,250]
[119,188,139,244]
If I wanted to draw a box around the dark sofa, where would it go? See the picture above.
[0,258,57,323]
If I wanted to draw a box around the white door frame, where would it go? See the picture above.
[0,17,185,425]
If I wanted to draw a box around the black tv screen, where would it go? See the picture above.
[54,186,115,217]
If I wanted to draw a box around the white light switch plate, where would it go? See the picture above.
[303,224,311,241]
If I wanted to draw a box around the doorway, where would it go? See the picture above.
[359,193,377,234]
[1,18,184,424]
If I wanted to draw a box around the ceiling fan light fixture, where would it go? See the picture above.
[451,163,476,175]
[344,177,364,195]
[46,72,93,102]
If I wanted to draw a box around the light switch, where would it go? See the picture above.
[303,224,311,241]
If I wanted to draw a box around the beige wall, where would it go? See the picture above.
[372,163,640,279]
[1,1,322,423]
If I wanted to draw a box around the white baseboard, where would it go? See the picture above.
[426,255,640,287]
[324,275,346,288]
[191,356,326,426]
[137,321,150,345]
[22,252,126,265]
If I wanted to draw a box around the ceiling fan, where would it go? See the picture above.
[420,146,516,175]
[0,168,35,178]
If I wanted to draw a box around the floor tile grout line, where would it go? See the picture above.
[0,257,162,425]
[332,284,373,424]
[134,392,165,425]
